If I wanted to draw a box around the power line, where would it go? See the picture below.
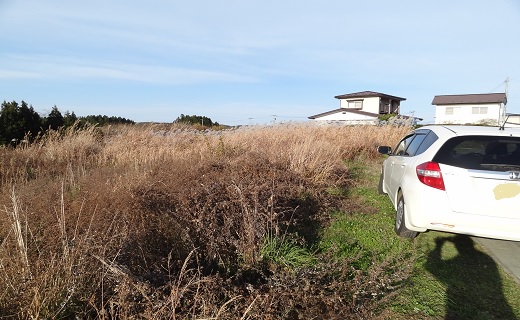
[488,78,509,93]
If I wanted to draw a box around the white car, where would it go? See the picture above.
[377,124,520,241]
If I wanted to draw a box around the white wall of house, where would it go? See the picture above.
[435,103,503,125]
[339,97,380,114]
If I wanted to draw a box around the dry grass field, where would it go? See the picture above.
[0,122,412,319]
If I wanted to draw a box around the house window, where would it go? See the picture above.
[347,100,362,109]
[472,107,488,114]
[445,107,454,115]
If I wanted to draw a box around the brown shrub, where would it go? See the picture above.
[0,122,412,319]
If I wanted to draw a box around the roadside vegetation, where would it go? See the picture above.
[0,100,134,146]
[0,122,518,319]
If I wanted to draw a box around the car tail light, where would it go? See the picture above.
[416,162,445,190]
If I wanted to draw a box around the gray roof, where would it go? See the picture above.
[432,93,507,105]
[334,91,406,101]
[308,108,422,120]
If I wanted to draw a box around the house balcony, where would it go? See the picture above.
[379,100,400,114]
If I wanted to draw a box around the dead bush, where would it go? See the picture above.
[0,122,412,319]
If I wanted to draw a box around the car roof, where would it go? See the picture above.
[417,125,520,137]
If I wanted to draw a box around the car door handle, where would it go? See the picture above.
[400,164,406,168]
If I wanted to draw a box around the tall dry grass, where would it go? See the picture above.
[0,122,411,319]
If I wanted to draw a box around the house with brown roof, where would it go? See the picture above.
[308,91,409,124]
[432,93,507,125]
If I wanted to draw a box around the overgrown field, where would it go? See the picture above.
[0,123,517,319]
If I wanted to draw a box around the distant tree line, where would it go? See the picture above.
[174,114,219,127]
[0,100,134,145]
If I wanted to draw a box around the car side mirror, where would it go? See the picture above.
[377,146,392,155]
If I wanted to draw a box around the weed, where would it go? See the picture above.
[261,233,315,269]
[1,122,517,319]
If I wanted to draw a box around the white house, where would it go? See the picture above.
[432,93,507,125]
[308,91,409,124]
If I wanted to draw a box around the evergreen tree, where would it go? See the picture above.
[0,100,42,144]
[0,101,22,144]
[44,105,64,130]
[0,100,135,145]
[19,101,42,138]
[80,114,134,125]
[63,111,79,128]
[174,114,218,126]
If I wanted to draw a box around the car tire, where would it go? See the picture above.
[395,192,418,239]
[377,170,385,195]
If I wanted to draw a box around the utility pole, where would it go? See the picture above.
[505,77,510,99]
[500,77,509,126]
[410,110,415,124]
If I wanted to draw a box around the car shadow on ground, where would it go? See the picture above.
[425,234,517,320]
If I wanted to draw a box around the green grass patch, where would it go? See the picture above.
[391,230,520,319]
[261,234,316,269]
[320,159,414,266]
[320,158,520,319]
[319,208,414,268]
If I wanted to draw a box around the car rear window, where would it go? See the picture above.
[433,136,520,171]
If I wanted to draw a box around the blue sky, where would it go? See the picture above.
[1,1,519,125]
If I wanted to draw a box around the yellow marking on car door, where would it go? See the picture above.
[494,183,520,200]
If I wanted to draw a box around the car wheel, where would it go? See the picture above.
[377,170,385,195]
[395,192,418,239]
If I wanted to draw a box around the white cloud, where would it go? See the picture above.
[0,54,260,84]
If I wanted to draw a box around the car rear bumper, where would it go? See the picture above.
[425,213,520,242]
[403,183,520,241]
